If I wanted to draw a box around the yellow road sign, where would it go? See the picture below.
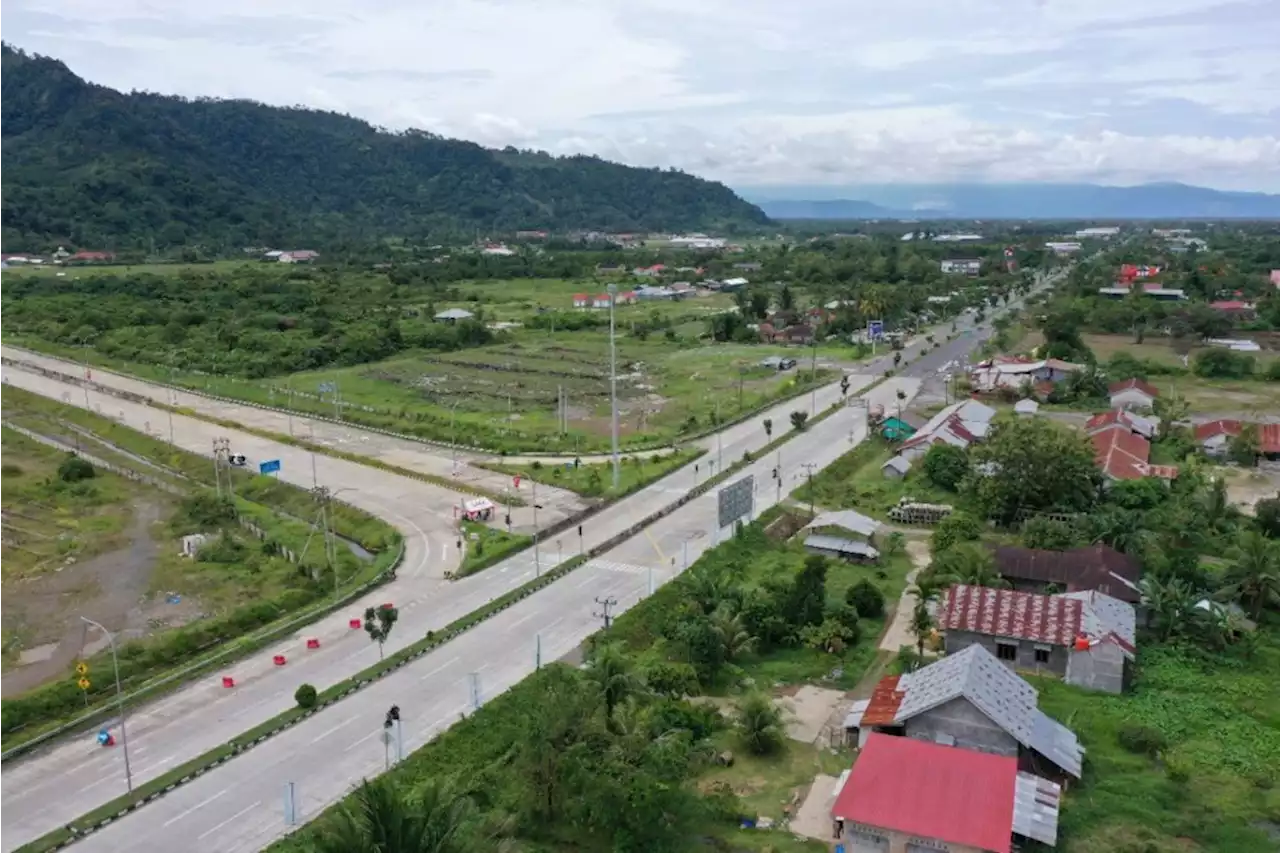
[75,662,89,676]
[78,678,91,690]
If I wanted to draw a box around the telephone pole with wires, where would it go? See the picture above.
[593,596,618,631]
[212,437,234,500]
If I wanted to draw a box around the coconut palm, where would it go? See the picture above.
[734,691,786,756]
[710,605,757,663]
[308,776,489,853]
[1220,531,1280,620]
[1138,576,1195,641]
[931,543,1007,589]
[587,641,639,724]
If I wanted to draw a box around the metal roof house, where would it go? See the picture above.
[434,308,475,322]
[803,509,882,562]
[939,585,1136,694]
[843,644,1084,780]
[830,734,1061,853]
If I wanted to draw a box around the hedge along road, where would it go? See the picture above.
[55,373,922,853]
[1,361,888,851]
[1,275,1039,850]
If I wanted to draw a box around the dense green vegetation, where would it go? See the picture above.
[0,45,768,251]
[270,520,909,853]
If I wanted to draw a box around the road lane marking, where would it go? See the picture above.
[643,525,667,565]
[345,729,380,752]
[162,787,230,827]
[418,655,461,682]
[308,716,357,744]
[196,800,262,840]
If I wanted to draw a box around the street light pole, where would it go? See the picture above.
[607,283,620,490]
[80,617,133,795]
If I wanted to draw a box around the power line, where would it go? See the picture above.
[593,596,618,631]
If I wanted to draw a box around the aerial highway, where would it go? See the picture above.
[0,273,1049,850]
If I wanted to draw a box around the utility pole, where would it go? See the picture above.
[775,449,783,502]
[799,462,818,519]
[607,282,620,490]
[594,596,617,630]
[80,618,132,795]
[212,437,233,499]
[715,400,723,472]
[532,479,541,577]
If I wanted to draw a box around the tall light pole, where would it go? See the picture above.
[607,282,620,490]
[80,617,133,795]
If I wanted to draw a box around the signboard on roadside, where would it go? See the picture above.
[867,320,885,342]
[717,475,755,529]
[259,459,281,475]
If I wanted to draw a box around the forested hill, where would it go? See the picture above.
[0,45,769,252]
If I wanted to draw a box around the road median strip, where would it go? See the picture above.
[13,373,895,853]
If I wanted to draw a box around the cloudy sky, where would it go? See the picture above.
[5,0,1279,191]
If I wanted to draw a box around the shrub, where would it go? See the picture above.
[845,579,885,619]
[1117,723,1166,758]
[294,683,318,709]
[922,443,968,491]
[931,511,982,553]
[56,453,96,483]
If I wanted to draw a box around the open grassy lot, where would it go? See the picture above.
[423,276,739,321]
[1037,635,1280,853]
[485,447,704,498]
[158,334,834,453]
[1,428,140,583]
[455,519,530,577]
[1,259,263,278]
[792,436,958,521]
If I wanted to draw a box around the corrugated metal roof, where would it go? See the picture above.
[804,535,879,559]
[831,734,1017,853]
[940,585,1083,646]
[804,510,880,538]
[882,455,911,473]
[1013,772,1062,846]
[885,645,1084,778]
[1058,590,1137,657]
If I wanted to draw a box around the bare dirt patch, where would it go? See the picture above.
[1,499,199,696]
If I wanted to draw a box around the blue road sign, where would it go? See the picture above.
[867,320,885,341]
[259,459,282,475]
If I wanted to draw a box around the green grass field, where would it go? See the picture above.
[485,447,703,498]
[135,334,834,453]
[793,436,958,521]
[2,259,264,278]
[1038,636,1280,853]
[455,520,530,577]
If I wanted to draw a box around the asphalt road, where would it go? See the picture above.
[55,374,923,853]
[0,273,1051,850]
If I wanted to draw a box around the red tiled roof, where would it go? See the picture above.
[1108,377,1159,399]
[1084,410,1124,433]
[1092,428,1151,480]
[940,585,1083,645]
[573,293,589,300]
[1194,419,1242,442]
[832,733,1017,853]
[860,676,905,726]
[1262,424,1280,454]
[1209,300,1252,311]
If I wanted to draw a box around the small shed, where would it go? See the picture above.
[1014,399,1039,417]
[804,534,880,563]
[879,416,917,442]
[804,509,880,541]
[435,308,475,323]
[882,455,911,480]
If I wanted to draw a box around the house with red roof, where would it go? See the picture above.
[1209,300,1255,318]
[830,734,1062,852]
[939,584,1136,693]
[1195,420,1280,459]
[1108,377,1159,411]
[1084,408,1157,440]
[1091,427,1176,482]
[898,399,997,462]
[68,251,115,263]
[572,293,590,308]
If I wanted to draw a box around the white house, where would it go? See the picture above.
[1075,227,1120,238]
[940,259,982,275]
[1045,242,1082,254]
[1108,378,1159,411]
[572,293,590,308]
[968,356,1082,393]
[898,399,998,462]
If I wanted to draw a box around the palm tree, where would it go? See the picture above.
[309,777,488,853]
[711,605,757,663]
[587,642,639,724]
[1138,576,1194,641]
[735,692,785,756]
[931,543,1007,589]
[1220,531,1280,620]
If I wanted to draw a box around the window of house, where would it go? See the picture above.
[1034,647,1051,664]
[996,641,1018,661]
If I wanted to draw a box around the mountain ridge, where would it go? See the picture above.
[743,182,1280,220]
[0,44,770,251]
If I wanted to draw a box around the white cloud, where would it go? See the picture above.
[4,0,1279,191]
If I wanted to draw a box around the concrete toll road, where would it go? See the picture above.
[60,375,922,853]
[0,274,1052,850]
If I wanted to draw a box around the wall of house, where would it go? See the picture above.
[944,630,1069,676]
[1064,644,1128,694]
[905,697,1020,757]
[840,822,988,853]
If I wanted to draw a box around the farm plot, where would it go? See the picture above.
[257,335,834,453]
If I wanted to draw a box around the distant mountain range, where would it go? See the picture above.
[741,182,1280,220]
